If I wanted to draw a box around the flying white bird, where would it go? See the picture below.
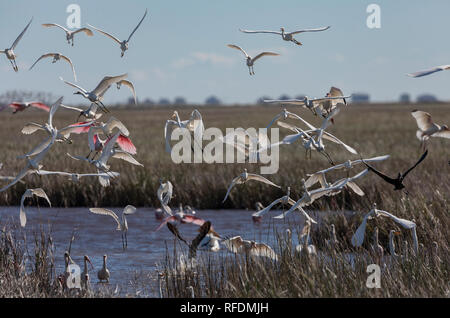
[34,169,120,187]
[239,26,330,46]
[304,155,390,188]
[61,103,103,121]
[227,44,279,75]
[60,74,135,113]
[29,53,77,81]
[88,9,148,57]
[164,110,204,153]
[1,18,33,72]
[273,172,368,220]
[89,205,137,249]
[411,110,450,150]
[222,168,281,203]
[42,23,93,46]
[223,236,278,261]
[407,65,450,78]
[252,187,317,224]
[20,188,51,227]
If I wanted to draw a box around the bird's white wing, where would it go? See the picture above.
[92,74,128,97]
[222,176,241,203]
[59,54,77,82]
[72,27,94,36]
[321,131,358,154]
[222,236,245,254]
[98,132,120,166]
[251,243,278,261]
[286,111,317,131]
[89,208,121,230]
[21,122,44,135]
[411,110,434,131]
[433,128,450,139]
[227,44,249,58]
[60,104,83,112]
[106,116,130,136]
[18,136,52,159]
[351,217,368,247]
[127,9,148,42]
[345,181,365,196]
[60,77,87,95]
[266,112,282,129]
[239,29,281,35]
[375,210,416,229]
[112,150,144,166]
[117,80,136,104]
[0,166,34,192]
[42,23,69,32]
[247,173,281,188]
[289,26,331,35]
[20,188,51,228]
[11,18,33,50]
[252,52,279,62]
[252,197,282,217]
[87,24,122,44]
[29,53,55,70]
[407,65,450,78]
[48,96,63,129]
[34,170,71,177]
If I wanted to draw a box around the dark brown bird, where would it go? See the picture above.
[363,150,428,191]
[167,221,211,259]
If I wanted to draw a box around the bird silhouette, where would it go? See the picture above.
[363,150,428,191]
[167,221,211,259]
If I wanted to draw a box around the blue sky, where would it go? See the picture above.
[1,0,450,105]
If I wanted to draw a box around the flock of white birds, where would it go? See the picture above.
[0,9,449,291]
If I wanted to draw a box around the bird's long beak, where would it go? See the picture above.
[86,256,94,269]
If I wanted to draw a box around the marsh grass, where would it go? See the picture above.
[0,103,448,297]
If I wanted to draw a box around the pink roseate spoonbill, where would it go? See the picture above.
[1,18,33,72]
[87,9,148,57]
[222,169,281,203]
[407,64,450,78]
[227,44,279,75]
[42,23,93,46]
[19,188,51,228]
[60,74,132,113]
[239,26,330,46]
[363,150,428,191]
[87,132,136,159]
[411,110,450,150]
[155,204,211,232]
[97,255,110,283]
[223,236,278,261]
[5,101,50,114]
[29,53,77,81]
[89,205,137,249]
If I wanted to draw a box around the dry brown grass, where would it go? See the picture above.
[0,102,448,297]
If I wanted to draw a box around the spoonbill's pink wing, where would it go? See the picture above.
[116,135,137,154]
[155,215,177,232]
[29,102,50,112]
[180,215,206,226]
[66,121,95,134]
